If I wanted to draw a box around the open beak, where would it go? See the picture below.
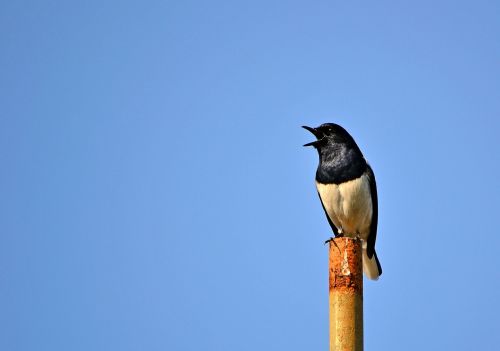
[302,125,321,147]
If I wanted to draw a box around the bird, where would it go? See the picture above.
[302,123,382,280]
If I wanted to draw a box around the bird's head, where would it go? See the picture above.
[302,123,354,149]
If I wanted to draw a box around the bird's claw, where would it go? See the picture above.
[324,233,345,245]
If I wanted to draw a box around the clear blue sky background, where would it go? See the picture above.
[1,1,499,350]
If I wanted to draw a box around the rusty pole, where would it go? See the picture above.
[329,237,363,351]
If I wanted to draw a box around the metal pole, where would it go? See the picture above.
[329,237,363,351]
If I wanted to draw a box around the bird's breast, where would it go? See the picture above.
[316,173,373,238]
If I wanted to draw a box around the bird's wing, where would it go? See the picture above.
[317,191,339,236]
[365,164,378,258]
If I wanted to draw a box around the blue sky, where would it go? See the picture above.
[1,1,499,350]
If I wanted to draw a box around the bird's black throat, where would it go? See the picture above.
[315,144,366,184]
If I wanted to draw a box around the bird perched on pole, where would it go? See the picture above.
[303,123,382,280]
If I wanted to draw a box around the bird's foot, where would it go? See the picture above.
[324,233,344,245]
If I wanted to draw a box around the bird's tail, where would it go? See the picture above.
[362,247,382,280]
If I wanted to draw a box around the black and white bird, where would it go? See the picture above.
[303,123,382,280]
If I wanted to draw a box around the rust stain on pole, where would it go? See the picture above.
[329,237,363,351]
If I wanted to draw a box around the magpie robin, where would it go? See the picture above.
[303,123,382,280]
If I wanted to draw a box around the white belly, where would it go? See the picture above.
[316,173,373,239]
